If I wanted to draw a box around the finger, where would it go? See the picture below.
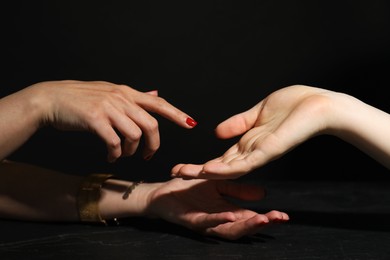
[202,149,267,177]
[215,104,261,139]
[123,105,160,159]
[206,214,270,240]
[189,212,236,230]
[171,163,205,178]
[174,152,263,179]
[106,107,145,157]
[136,92,198,129]
[170,146,240,179]
[265,210,290,223]
[171,163,245,180]
[121,126,142,157]
[171,161,248,180]
[92,121,122,162]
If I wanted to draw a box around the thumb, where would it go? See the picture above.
[215,104,260,139]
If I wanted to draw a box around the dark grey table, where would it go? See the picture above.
[1,180,389,260]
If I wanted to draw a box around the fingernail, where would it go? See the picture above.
[144,154,153,161]
[186,117,197,127]
[150,90,158,96]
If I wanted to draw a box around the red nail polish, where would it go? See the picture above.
[186,117,197,127]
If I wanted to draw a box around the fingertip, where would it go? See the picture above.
[171,164,184,175]
[107,153,117,163]
[170,173,197,180]
[145,90,158,96]
[172,164,200,175]
[224,212,237,222]
[214,125,227,139]
[170,171,190,180]
[170,173,179,178]
[266,210,290,223]
[142,146,158,161]
[186,117,198,127]
[106,145,121,163]
[257,214,270,224]
[107,144,123,163]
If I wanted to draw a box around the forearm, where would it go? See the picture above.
[0,160,81,221]
[0,160,154,223]
[0,86,44,161]
[329,93,390,169]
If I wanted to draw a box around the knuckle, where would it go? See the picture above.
[149,142,160,153]
[154,96,168,108]
[128,129,142,141]
[145,117,159,132]
[109,87,126,99]
[85,108,103,123]
[108,136,121,149]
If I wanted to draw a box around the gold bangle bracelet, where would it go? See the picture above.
[77,173,114,225]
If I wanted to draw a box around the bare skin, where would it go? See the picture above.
[0,160,289,241]
[0,81,288,240]
[172,85,390,179]
[0,80,197,162]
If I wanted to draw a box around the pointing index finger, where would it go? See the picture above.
[138,93,198,129]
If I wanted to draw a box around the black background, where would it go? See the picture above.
[2,0,390,182]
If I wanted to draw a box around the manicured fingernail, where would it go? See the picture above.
[186,117,197,127]
[144,154,153,161]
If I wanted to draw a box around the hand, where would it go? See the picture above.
[0,160,288,240]
[143,178,289,240]
[172,85,365,179]
[29,80,197,161]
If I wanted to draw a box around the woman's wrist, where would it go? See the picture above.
[325,92,368,135]
[26,82,57,128]
[98,179,162,221]
[318,91,360,137]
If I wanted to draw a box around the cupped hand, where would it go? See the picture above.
[144,178,289,240]
[32,80,197,162]
[172,85,336,179]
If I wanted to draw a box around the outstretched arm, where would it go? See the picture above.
[172,85,390,179]
[0,160,288,240]
[0,80,197,162]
